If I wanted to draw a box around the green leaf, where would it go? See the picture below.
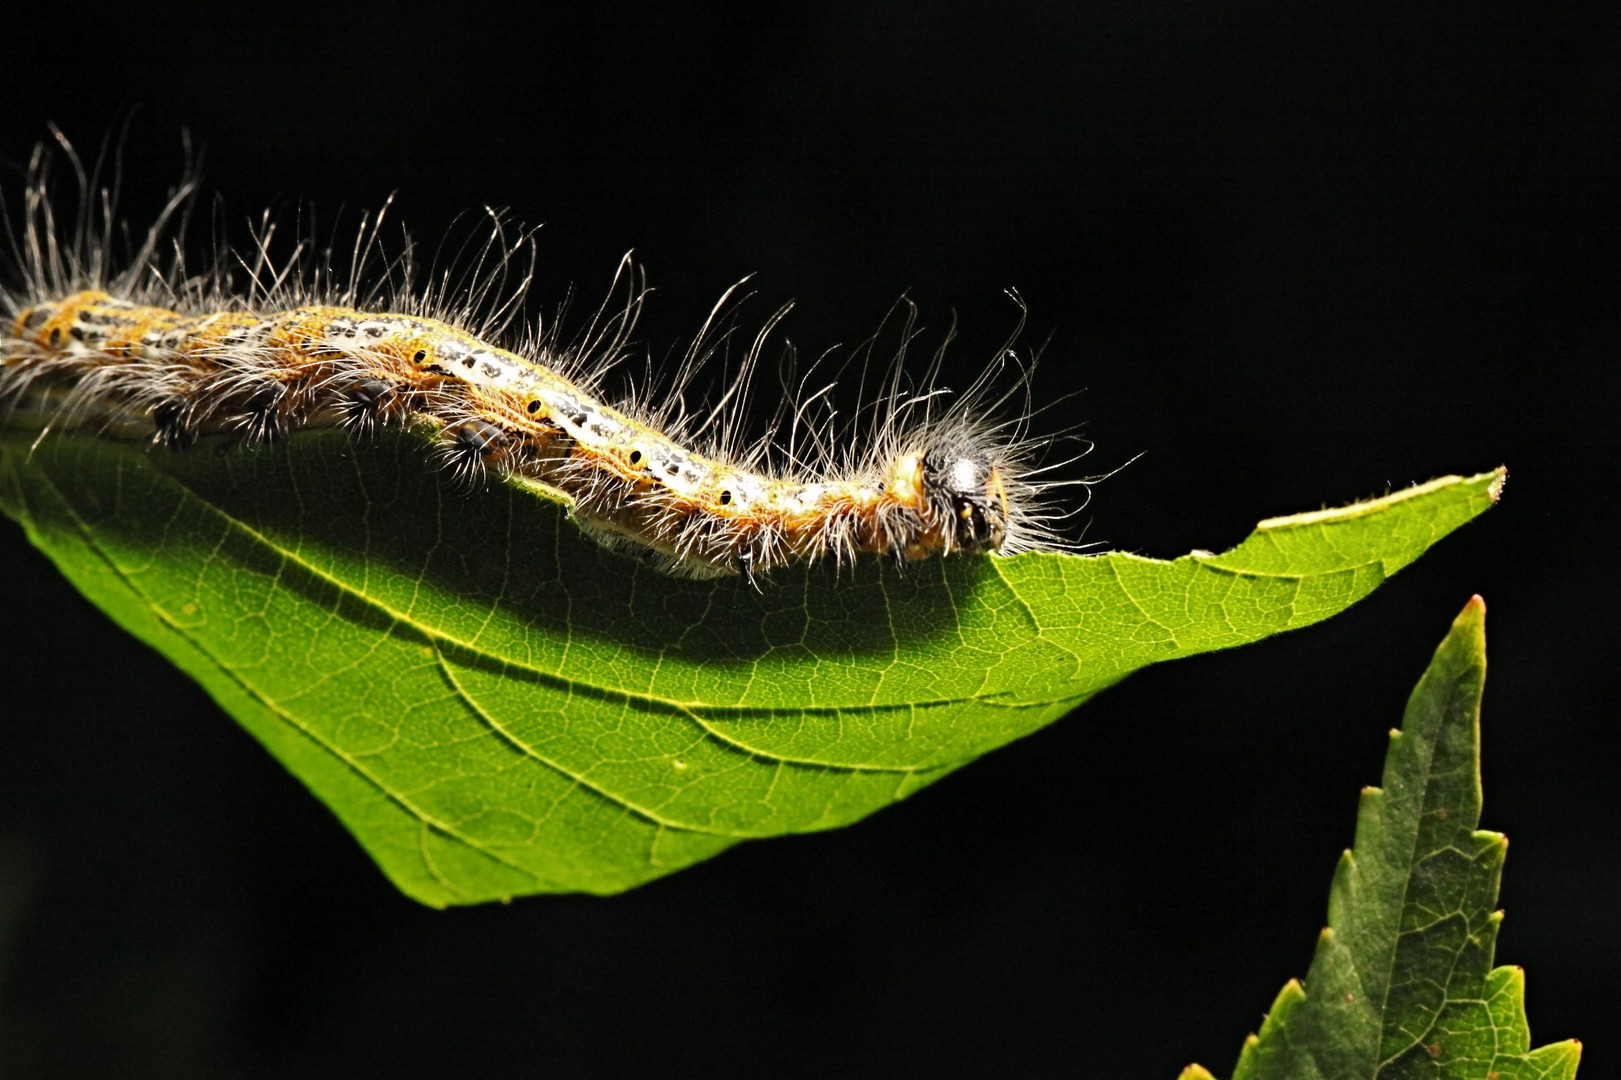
[1187,597,1582,1080]
[0,426,1503,904]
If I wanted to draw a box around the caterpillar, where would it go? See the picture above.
[1,135,1081,585]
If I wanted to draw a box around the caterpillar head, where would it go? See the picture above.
[921,444,1009,554]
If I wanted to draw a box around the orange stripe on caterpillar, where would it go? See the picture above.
[8,290,1016,582]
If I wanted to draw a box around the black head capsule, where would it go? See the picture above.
[920,445,1010,554]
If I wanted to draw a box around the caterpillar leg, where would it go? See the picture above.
[152,397,199,450]
[438,419,512,488]
[334,376,405,440]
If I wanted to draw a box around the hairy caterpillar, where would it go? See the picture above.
[1,136,1081,584]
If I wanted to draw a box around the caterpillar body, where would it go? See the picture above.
[2,139,1077,584]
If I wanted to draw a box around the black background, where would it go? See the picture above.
[1,4,1615,1077]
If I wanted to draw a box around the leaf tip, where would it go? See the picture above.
[1487,466,1508,502]
[1261,977,1307,1032]
[1448,593,1488,644]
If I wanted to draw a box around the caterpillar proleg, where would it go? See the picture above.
[2,136,1084,585]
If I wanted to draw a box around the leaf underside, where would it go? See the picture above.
[0,427,1503,904]
[1180,598,1580,1080]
